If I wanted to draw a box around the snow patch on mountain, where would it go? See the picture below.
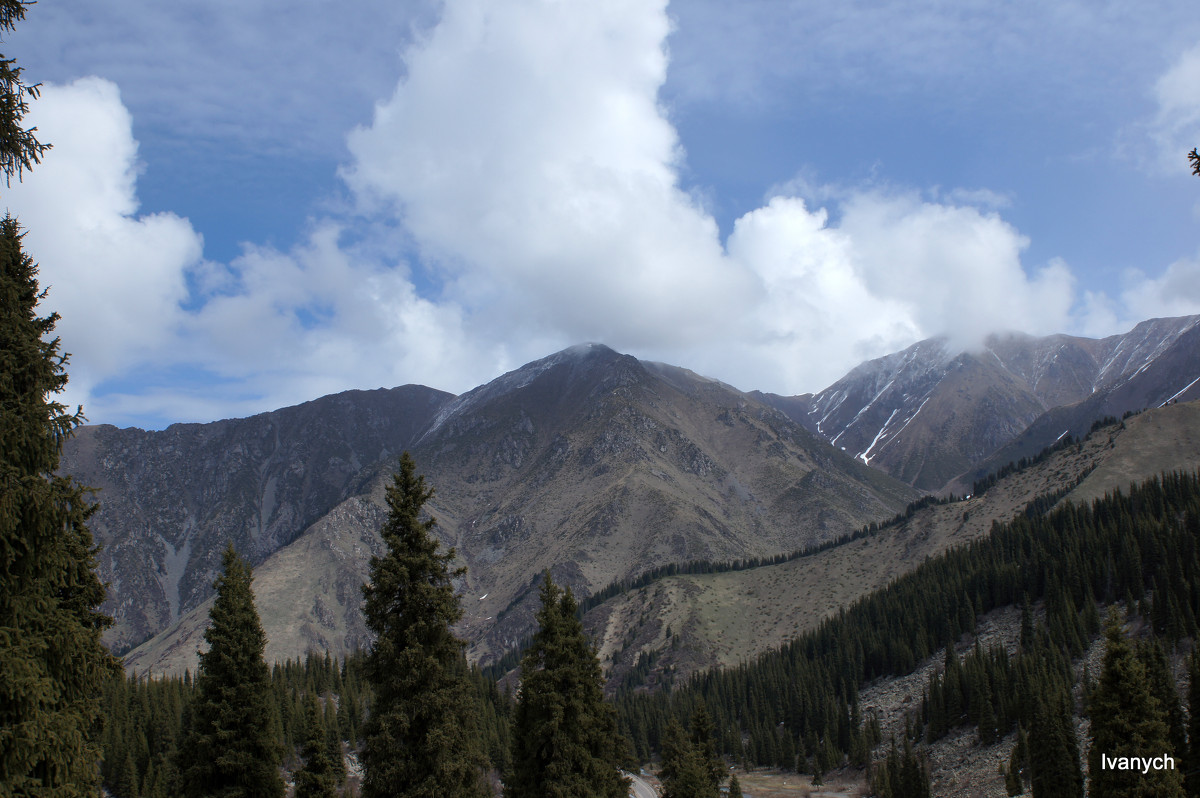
[858,408,898,464]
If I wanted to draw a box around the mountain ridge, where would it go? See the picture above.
[60,384,453,653]
[63,316,1200,674]
[91,343,918,674]
[758,315,1200,491]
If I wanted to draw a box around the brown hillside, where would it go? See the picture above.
[587,401,1200,688]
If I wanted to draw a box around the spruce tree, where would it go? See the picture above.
[658,711,724,798]
[1006,725,1029,795]
[728,772,743,798]
[1187,653,1200,798]
[0,0,49,184]
[1138,638,1185,760]
[1088,609,1184,798]
[1028,687,1082,798]
[659,717,718,798]
[504,574,630,798]
[1005,761,1023,796]
[688,705,725,793]
[0,2,119,789]
[176,544,284,798]
[321,691,346,786]
[897,738,931,798]
[360,452,488,798]
[294,692,338,798]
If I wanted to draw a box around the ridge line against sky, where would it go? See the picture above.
[5,0,1200,429]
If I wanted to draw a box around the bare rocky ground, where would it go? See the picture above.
[855,600,1191,797]
[858,604,1025,797]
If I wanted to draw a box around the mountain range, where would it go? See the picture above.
[757,314,1200,491]
[57,316,1200,675]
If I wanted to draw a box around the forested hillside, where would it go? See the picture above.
[612,470,1200,791]
[95,468,1200,796]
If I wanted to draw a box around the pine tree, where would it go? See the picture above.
[658,710,724,798]
[1138,638,1185,760]
[1088,609,1184,798]
[504,574,630,798]
[688,705,725,793]
[321,691,346,786]
[871,737,929,798]
[0,3,119,789]
[1005,761,1023,796]
[728,772,743,798]
[360,452,488,798]
[897,738,931,798]
[0,1,49,185]
[294,692,338,798]
[1187,653,1200,798]
[1006,725,1029,795]
[1028,687,1082,798]
[659,717,718,798]
[175,545,284,798]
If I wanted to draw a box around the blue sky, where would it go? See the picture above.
[6,0,1200,428]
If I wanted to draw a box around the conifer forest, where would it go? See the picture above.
[80,464,1200,798]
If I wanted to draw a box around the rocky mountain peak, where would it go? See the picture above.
[96,344,919,674]
[759,314,1200,491]
[416,342,634,442]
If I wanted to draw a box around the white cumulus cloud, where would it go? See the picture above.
[837,192,1076,348]
[1150,42,1200,173]
[343,0,757,351]
[1120,254,1200,322]
[3,77,489,425]
[340,0,1080,397]
[3,77,202,416]
[6,0,1162,425]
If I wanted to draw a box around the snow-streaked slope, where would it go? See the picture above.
[759,315,1200,491]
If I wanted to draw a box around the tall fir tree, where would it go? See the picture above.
[1005,762,1023,796]
[688,705,725,793]
[897,738,931,798]
[871,737,930,798]
[1006,725,1029,796]
[1138,639,1186,760]
[175,545,284,798]
[294,692,338,798]
[1028,687,1082,798]
[1188,653,1200,798]
[0,2,119,791]
[658,709,724,798]
[0,0,49,183]
[1088,609,1184,798]
[360,452,488,798]
[504,574,630,798]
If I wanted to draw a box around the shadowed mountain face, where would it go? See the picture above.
[757,316,1200,491]
[60,385,454,654]
[408,345,917,662]
[101,344,919,675]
